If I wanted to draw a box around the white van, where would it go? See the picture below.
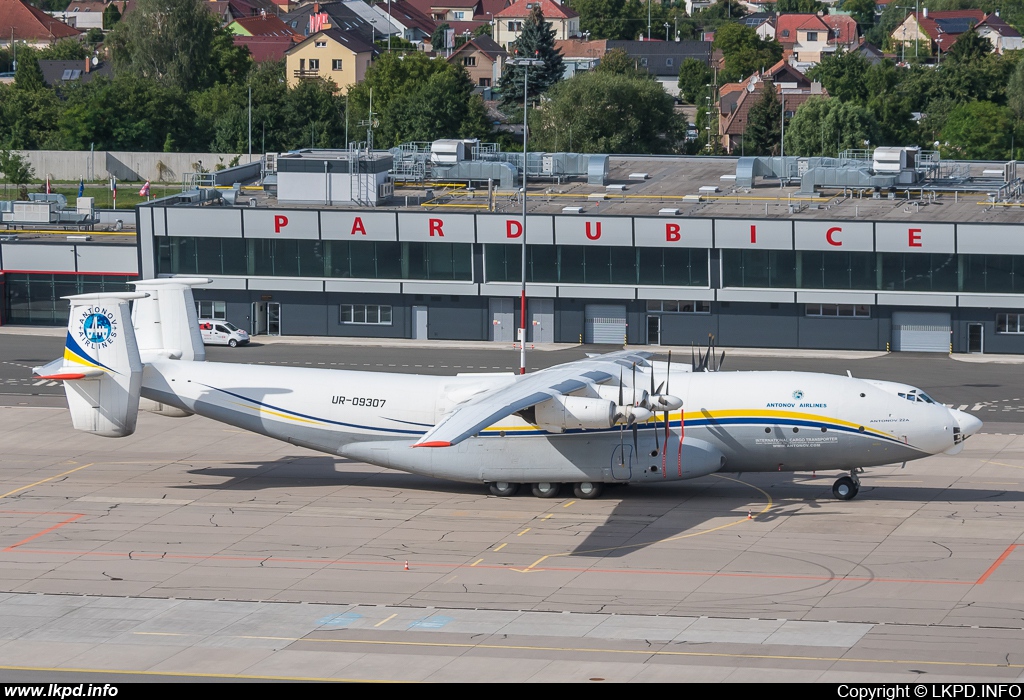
[199,320,250,347]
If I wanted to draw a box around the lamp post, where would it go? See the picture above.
[664,22,670,41]
[387,0,392,51]
[508,56,543,375]
[647,0,651,40]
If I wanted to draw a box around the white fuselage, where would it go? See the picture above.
[139,359,976,486]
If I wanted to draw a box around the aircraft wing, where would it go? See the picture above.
[413,350,653,447]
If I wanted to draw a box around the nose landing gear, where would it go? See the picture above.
[832,471,861,500]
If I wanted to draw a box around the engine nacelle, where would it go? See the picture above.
[534,395,616,433]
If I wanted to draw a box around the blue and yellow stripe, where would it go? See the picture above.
[63,333,116,375]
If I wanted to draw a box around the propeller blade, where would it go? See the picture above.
[665,350,671,394]
[718,350,726,372]
[618,368,623,407]
[650,364,656,409]
[619,422,624,466]
[632,421,638,456]
[632,363,636,406]
[664,351,671,453]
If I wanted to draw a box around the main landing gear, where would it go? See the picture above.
[832,471,861,500]
[487,482,605,499]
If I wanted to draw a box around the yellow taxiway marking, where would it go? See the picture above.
[134,632,189,637]
[562,500,576,508]
[374,614,397,628]
[494,543,507,552]
[542,514,553,520]
[514,474,773,573]
[984,460,1024,471]
[470,558,483,567]
[517,528,530,536]
[0,664,393,682]
[0,463,94,499]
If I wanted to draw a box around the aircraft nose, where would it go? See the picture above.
[951,409,983,438]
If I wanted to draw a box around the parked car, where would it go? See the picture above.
[199,320,249,347]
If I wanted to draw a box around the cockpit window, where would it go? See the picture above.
[897,390,936,404]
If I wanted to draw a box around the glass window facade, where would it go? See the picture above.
[157,237,472,281]
[723,251,1024,293]
[4,274,138,326]
[484,245,709,286]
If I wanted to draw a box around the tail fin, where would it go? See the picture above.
[34,292,148,437]
[130,278,210,362]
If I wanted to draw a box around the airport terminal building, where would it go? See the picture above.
[5,148,1024,354]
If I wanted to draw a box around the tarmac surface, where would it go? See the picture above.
[1,329,1023,682]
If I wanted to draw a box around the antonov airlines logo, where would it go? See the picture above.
[77,307,117,350]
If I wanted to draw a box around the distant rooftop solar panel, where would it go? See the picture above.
[934,17,976,33]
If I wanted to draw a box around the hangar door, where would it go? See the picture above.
[489,298,514,342]
[892,312,951,352]
[585,304,627,344]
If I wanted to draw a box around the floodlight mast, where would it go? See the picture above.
[509,56,543,375]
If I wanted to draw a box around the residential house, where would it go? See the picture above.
[741,12,776,40]
[553,36,606,78]
[447,33,506,87]
[605,39,712,97]
[284,26,377,91]
[341,0,403,37]
[718,60,825,154]
[975,13,1023,54]
[38,56,111,86]
[853,40,885,65]
[375,0,436,45]
[0,0,82,47]
[775,13,857,69]
[492,0,578,51]
[889,9,985,58]
[404,0,506,33]
[685,0,715,15]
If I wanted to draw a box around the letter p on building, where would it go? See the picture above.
[274,215,289,233]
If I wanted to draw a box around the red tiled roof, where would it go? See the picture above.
[495,0,577,20]
[553,37,606,57]
[0,0,82,41]
[912,10,986,41]
[774,13,828,45]
[234,35,295,61]
[976,13,1021,38]
[822,14,858,46]
[63,1,105,11]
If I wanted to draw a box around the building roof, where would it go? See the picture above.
[282,1,377,43]
[62,1,105,12]
[822,14,858,45]
[775,13,829,45]
[0,0,82,42]
[449,33,506,59]
[740,12,775,28]
[554,37,607,58]
[234,34,296,61]
[909,10,986,42]
[383,0,436,36]
[38,57,111,85]
[976,12,1021,38]
[494,0,577,20]
[287,26,378,55]
[231,13,301,37]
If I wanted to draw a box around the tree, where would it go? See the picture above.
[677,57,712,104]
[841,0,877,30]
[38,38,87,61]
[106,0,250,92]
[713,23,783,83]
[774,0,826,12]
[743,83,781,156]
[596,48,652,79]
[103,2,122,29]
[13,48,45,91]
[941,100,1013,159]
[806,51,869,103]
[498,5,564,110]
[529,71,680,154]
[0,149,35,198]
[945,27,992,64]
[431,23,451,52]
[784,96,878,157]
[1009,57,1024,122]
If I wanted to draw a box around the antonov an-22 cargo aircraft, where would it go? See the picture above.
[35,278,982,501]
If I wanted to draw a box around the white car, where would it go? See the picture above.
[199,320,249,347]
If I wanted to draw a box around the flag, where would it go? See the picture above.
[78,179,84,198]
[139,180,150,197]
[46,176,51,195]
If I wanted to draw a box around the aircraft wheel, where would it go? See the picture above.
[832,476,858,501]
[228,339,238,348]
[573,482,604,499]
[531,482,561,498]
[488,482,519,497]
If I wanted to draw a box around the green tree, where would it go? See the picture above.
[842,0,877,29]
[807,51,869,102]
[103,2,122,29]
[0,149,35,198]
[774,0,826,12]
[743,83,781,156]
[106,0,250,92]
[596,48,652,79]
[784,96,878,157]
[431,23,451,51]
[38,38,87,61]
[945,26,992,63]
[13,48,45,91]
[713,23,783,83]
[941,100,1013,159]
[678,57,713,104]
[498,5,564,110]
[0,82,62,148]
[529,71,680,153]
[568,0,633,40]
[1009,57,1024,121]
